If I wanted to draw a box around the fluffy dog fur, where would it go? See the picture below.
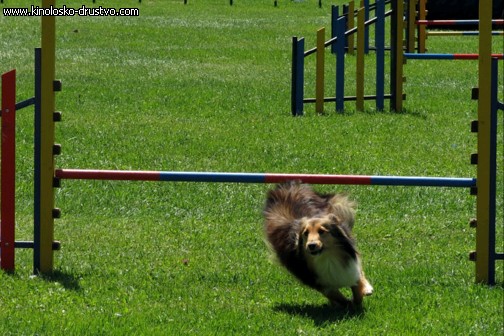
[263,181,373,308]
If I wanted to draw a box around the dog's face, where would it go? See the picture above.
[300,214,342,256]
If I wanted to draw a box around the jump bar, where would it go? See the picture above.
[55,169,476,188]
[404,53,504,60]
[416,19,504,26]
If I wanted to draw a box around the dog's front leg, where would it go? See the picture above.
[323,289,351,308]
[351,276,373,307]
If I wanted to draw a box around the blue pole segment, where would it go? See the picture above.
[33,48,42,273]
[375,0,385,110]
[331,5,339,54]
[291,37,304,116]
[487,57,498,282]
[404,53,455,60]
[364,0,369,54]
[370,176,476,187]
[335,17,346,112]
[158,172,266,183]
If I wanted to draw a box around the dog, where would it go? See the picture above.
[263,180,373,308]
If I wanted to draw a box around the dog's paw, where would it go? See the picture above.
[363,281,374,296]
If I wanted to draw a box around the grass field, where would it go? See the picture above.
[1,0,503,334]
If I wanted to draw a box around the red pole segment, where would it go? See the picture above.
[1,70,16,272]
[55,169,162,181]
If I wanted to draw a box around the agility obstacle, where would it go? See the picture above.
[292,0,504,115]
[0,0,502,285]
[291,0,404,115]
[414,0,504,53]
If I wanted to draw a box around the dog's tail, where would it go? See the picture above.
[263,181,305,256]
[263,181,319,287]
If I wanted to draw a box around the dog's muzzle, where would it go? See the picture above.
[307,242,323,255]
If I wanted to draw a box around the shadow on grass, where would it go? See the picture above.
[341,107,429,119]
[273,302,365,326]
[39,270,82,291]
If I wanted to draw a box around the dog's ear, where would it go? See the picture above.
[327,213,342,225]
[327,212,355,232]
[291,218,306,249]
[326,220,358,258]
[294,218,308,237]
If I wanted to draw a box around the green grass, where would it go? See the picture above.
[1,0,503,334]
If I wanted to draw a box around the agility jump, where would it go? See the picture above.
[0,0,502,285]
[291,0,400,115]
[413,0,504,53]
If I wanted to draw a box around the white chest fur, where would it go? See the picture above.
[309,252,361,289]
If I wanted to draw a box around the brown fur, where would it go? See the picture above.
[263,180,373,308]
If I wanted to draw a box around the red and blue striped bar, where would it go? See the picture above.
[417,19,504,26]
[404,53,504,60]
[55,169,476,188]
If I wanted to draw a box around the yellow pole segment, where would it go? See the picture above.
[356,5,365,111]
[406,0,416,52]
[393,0,404,112]
[315,27,325,114]
[475,0,492,284]
[347,1,355,55]
[418,0,426,52]
[38,0,57,273]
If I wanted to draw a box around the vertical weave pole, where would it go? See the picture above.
[363,0,369,54]
[331,5,339,54]
[1,70,16,272]
[475,0,494,284]
[346,1,355,55]
[390,0,404,111]
[291,37,305,116]
[335,17,346,112]
[356,5,365,111]
[34,0,57,274]
[418,0,426,52]
[406,0,416,52]
[315,27,325,114]
[375,0,385,110]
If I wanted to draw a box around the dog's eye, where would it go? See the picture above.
[318,229,326,235]
[303,230,309,237]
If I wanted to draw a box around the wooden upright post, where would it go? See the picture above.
[474,0,494,285]
[1,70,16,272]
[356,5,365,111]
[34,0,57,274]
[390,0,404,112]
[316,28,325,114]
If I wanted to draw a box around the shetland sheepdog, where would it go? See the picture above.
[263,181,373,308]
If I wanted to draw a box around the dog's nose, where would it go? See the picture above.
[307,243,318,251]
